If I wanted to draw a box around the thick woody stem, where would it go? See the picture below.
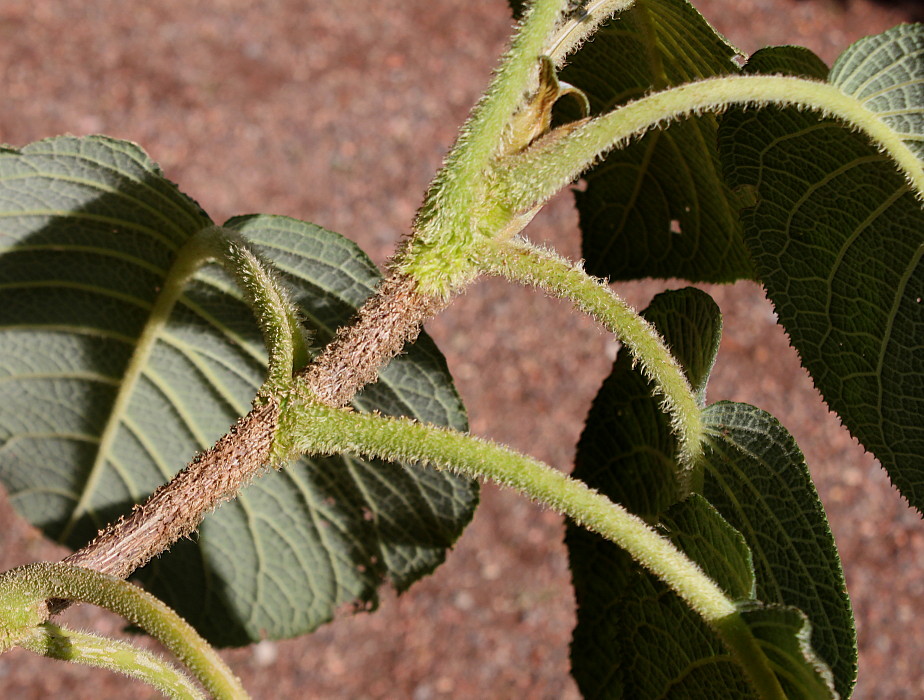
[61,270,441,583]
[32,0,566,605]
[298,272,448,407]
[63,400,279,580]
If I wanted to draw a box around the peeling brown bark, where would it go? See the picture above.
[299,273,448,407]
[63,398,280,579]
[61,270,443,583]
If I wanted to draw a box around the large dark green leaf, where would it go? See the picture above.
[0,136,477,645]
[568,496,756,699]
[568,288,848,697]
[568,288,755,697]
[703,402,856,698]
[559,0,754,282]
[719,26,924,510]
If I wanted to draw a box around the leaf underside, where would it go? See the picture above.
[568,289,755,698]
[558,0,754,282]
[703,402,856,698]
[736,603,838,700]
[0,136,477,645]
[569,288,850,698]
[719,28,924,511]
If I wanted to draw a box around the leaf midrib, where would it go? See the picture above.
[57,235,211,542]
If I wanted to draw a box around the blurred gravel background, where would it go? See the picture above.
[0,0,921,697]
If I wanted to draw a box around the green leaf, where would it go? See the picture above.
[830,24,924,160]
[718,25,924,510]
[741,45,829,80]
[660,494,754,601]
[736,603,837,700]
[568,498,757,698]
[569,504,839,699]
[569,288,761,697]
[703,402,856,698]
[559,0,754,282]
[568,287,846,697]
[0,136,477,645]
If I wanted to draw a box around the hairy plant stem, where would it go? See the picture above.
[19,622,205,700]
[62,264,444,583]
[20,624,205,700]
[501,73,924,213]
[288,400,729,615]
[478,237,704,474]
[297,273,448,407]
[397,0,569,293]
[1,563,247,699]
[63,398,280,580]
[284,400,787,699]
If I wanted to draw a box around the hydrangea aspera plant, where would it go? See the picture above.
[0,0,921,697]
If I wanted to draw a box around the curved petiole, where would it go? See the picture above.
[282,399,786,699]
[182,226,310,394]
[18,622,205,700]
[498,74,924,214]
[477,236,704,475]
[0,562,248,699]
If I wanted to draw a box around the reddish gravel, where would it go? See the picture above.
[0,1,921,698]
